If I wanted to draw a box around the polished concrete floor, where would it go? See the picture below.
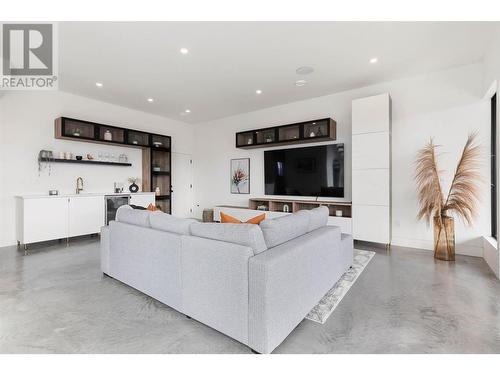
[1,237,499,353]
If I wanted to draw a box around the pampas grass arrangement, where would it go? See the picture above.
[414,133,482,260]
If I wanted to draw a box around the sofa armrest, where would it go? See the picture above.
[181,235,254,345]
[248,226,351,353]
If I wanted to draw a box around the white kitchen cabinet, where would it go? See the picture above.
[18,197,69,244]
[129,193,155,208]
[69,196,105,237]
[16,193,154,248]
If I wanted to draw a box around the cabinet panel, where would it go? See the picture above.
[23,197,69,243]
[129,194,155,208]
[352,93,390,134]
[352,132,390,170]
[69,196,105,237]
[352,205,390,243]
[352,169,390,206]
[327,216,352,234]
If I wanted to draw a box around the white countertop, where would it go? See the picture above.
[16,192,155,199]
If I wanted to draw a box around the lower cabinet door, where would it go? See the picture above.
[129,194,155,208]
[23,197,69,244]
[352,205,390,243]
[69,196,105,237]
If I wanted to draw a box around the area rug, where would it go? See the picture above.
[306,249,375,324]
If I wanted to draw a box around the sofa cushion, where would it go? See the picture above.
[149,211,197,235]
[190,222,267,255]
[115,205,150,227]
[259,210,310,248]
[307,206,329,232]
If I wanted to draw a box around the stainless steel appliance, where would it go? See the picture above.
[105,194,130,225]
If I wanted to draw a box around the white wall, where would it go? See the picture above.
[193,63,490,257]
[0,91,194,247]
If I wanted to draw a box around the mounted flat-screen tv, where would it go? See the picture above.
[264,144,344,198]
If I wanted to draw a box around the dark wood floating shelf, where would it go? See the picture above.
[40,157,132,166]
[236,118,336,149]
[151,146,171,152]
[155,195,171,200]
[152,171,170,175]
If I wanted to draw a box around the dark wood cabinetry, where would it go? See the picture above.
[55,117,172,213]
[235,118,336,149]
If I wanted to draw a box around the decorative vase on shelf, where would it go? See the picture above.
[104,130,112,141]
[283,204,290,213]
[129,182,139,193]
[309,131,315,137]
[73,128,81,137]
[155,187,161,196]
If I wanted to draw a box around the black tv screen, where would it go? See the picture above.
[264,144,344,198]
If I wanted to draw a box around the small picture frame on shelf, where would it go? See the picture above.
[230,158,250,194]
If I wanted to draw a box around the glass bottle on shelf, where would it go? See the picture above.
[104,130,112,141]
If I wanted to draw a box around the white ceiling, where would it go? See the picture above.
[59,22,500,123]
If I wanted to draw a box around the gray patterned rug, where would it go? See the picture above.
[306,249,375,324]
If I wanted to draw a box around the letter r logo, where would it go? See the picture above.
[2,24,53,75]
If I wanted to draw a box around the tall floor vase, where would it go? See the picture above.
[433,216,455,261]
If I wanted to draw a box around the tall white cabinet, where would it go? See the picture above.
[351,93,392,246]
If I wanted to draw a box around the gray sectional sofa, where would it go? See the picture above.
[100,205,353,353]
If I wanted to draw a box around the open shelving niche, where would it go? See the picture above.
[249,198,352,218]
[236,118,336,149]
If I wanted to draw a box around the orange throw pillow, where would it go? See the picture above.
[220,212,265,225]
[147,203,162,212]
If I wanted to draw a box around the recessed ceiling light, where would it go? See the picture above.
[95,82,103,87]
[147,98,154,103]
[185,109,191,113]
[369,57,378,64]
[256,89,262,95]
[296,66,314,75]
[180,48,189,54]
[295,80,307,87]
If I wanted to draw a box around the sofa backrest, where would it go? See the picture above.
[259,210,310,248]
[116,205,150,227]
[116,205,198,235]
[190,222,267,255]
[150,211,197,235]
[307,206,329,232]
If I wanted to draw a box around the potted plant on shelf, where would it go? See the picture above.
[414,133,482,261]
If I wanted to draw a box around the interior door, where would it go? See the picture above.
[171,152,194,218]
